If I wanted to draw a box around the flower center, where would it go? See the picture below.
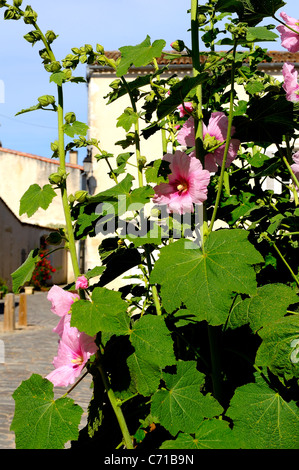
[71,356,83,366]
[177,181,188,192]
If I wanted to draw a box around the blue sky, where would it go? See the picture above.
[0,0,298,165]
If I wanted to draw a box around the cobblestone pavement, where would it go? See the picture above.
[0,291,93,449]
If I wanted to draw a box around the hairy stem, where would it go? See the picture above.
[97,359,134,449]
[208,40,237,233]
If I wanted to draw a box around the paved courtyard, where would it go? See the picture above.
[0,290,93,449]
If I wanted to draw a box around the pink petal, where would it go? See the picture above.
[282,62,299,102]
[277,13,299,53]
[177,117,195,147]
[47,285,79,317]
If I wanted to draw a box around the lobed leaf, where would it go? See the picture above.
[11,374,83,449]
[71,286,130,336]
[160,418,240,449]
[255,315,299,381]
[227,283,298,332]
[151,361,223,436]
[226,380,299,448]
[116,35,166,77]
[19,183,57,218]
[150,229,263,325]
[127,315,176,396]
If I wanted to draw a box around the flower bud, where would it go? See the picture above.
[74,190,88,203]
[64,112,76,124]
[68,194,76,203]
[23,30,41,44]
[38,95,56,107]
[23,6,37,24]
[13,0,23,7]
[109,79,121,89]
[170,40,185,52]
[96,44,104,54]
[45,30,58,44]
[51,140,59,152]
[197,13,207,26]
[84,44,93,53]
[49,173,63,185]
[44,61,61,73]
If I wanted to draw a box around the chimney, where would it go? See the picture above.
[69,150,78,165]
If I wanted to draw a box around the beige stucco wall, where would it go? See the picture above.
[0,148,83,227]
[0,148,83,286]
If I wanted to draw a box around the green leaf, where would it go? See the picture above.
[116,108,139,132]
[11,249,40,293]
[255,315,299,381]
[19,183,57,218]
[15,103,42,116]
[234,94,299,144]
[85,265,105,280]
[150,229,263,325]
[127,315,176,396]
[216,0,286,26]
[71,287,130,337]
[50,71,66,86]
[246,26,278,42]
[116,35,166,77]
[226,380,299,448]
[227,284,298,332]
[160,419,240,449]
[63,120,89,138]
[157,74,207,120]
[11,374,83,449]
[245,80,265,95]
[151,361,223,436]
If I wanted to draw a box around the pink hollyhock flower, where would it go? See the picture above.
[177,112,240,172]
[177,102,193,118]
[75,275,88,289]
[47,285,79,337]
[203,112,240,172]
[277,12,299,53]
[153,150,210,214]
[46,320,97,387]
[282,62,299,102]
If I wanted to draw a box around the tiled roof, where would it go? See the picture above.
[95,50,299,67]
[0,147,83,170]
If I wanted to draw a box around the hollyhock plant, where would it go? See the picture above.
[75,275,88,289]
[153,150,210,214]
[46,319,97,387]
[177,112,240,172]
[277,12,299,53]
[282,62,299,102]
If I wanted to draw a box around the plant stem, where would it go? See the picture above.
[208,41,237,233]
[263,233,299,287]
[145,247,162,315]
[31,21,81,279]
[120,76,143,187]
[97,359,134,449]
[191,0,204,153]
